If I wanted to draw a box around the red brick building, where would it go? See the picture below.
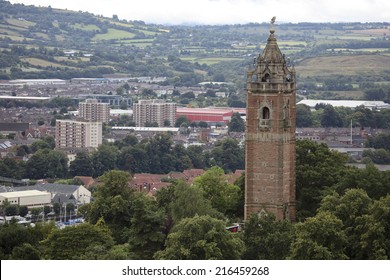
[245,22,296,222]
[176,107,245,124]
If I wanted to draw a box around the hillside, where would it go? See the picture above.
[0,0,389,92]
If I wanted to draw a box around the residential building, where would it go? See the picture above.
[78,99,110,123]
[55,119,102,149]
[133,99,177,127]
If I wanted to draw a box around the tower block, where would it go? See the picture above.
[245,23,296,222]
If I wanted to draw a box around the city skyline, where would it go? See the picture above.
[9,0,390,25]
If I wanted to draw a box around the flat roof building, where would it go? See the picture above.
[0,190,51,208]
[297,100,390,110]
[176,107,246,124]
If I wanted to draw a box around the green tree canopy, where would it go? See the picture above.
[192,166,240,215]
[25,149,68,179]
[85,170,133,243]
[228,112,245,132]
[154,215,245,260]
[69,152,94,177]
[289,212,348,260]
[42,223,114,259]
[296,140,348,219]
[243,214,293,260]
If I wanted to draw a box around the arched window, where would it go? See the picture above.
[261,73,271,82]
[262,107,270,119]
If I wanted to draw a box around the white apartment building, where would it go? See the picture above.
[78,99,110,123]
[133,99,177,127]
[55,119,102,149]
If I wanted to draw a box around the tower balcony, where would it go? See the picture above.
[259,119,271,127]
[247,82,295,93]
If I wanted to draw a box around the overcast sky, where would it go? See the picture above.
[9,0,390,25]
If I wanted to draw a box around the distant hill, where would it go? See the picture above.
[0,0,389,90]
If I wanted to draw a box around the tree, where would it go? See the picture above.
[228,112,245,132]
[175,115,189,127]
[85,170,133,243]
[154,215,245,260]
[42,223,114,259]
[335,164,390,200]
[296,140,348,219]
[69,152,94,177]
[0,222,38,259]
[92,144,119,177]
[187,145,206,169]
[210,138,245,173]
[296,104,313,127]
[371,195,390,258]
[170,181,220,223]
[321,105,343,127]
[5,204,18,216]
[127,192,166,259]
[163,119,171,127]
[117,146,148,173]
[172,144,192,172]
[243,214,293,260]
[289,212,348,260]
[318,189,387,259]
[192,166,240,215]
[145,133,176,174]
[25,149,68,179]
[10,243,40,260]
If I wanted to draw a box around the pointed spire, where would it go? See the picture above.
[260,17,284,63]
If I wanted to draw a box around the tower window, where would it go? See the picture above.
[262,107,270,119]
[262,73,271,82]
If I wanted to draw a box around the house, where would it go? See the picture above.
[74,176,96,190]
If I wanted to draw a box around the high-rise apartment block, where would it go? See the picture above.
[133,99,177,127]
[55,119,102,149]
[79,99,110,123]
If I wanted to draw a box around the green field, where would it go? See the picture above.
[93,28,136,40]
[6,18,35,29]
[72,23,100,31]
[182,57,243,65]
[21,57,74,68]
[296,54,390,77]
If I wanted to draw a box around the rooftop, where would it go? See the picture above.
[0,190,50,198]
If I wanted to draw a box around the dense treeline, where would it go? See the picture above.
[1,140,390,260]
[0,133,245,180]
[296,104,390,128]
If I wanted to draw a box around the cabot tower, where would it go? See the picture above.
[245,18,296,221]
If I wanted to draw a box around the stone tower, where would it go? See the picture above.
[245,20,296,222]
